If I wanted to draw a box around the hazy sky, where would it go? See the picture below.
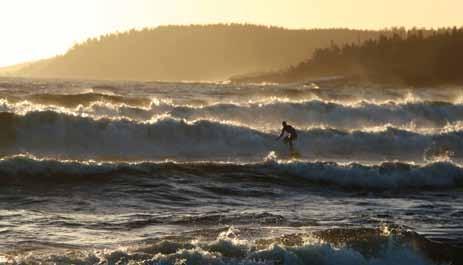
[1,0,461,66]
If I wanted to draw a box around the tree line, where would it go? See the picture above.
[232,27,463,85]
[17,24,386,81]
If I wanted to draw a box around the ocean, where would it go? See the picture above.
[0,77,462,264]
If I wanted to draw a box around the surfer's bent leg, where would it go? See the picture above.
[283,136,290,144]
[289,135,297,151]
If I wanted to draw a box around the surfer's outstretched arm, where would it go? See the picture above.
[276,129,285,140]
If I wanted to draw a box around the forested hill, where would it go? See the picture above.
[231,27,463,85]
[16,24,385,81]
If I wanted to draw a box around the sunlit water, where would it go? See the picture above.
[0,77,462,264]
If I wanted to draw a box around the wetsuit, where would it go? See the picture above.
[278,124,298,150]
[282,125,297,142]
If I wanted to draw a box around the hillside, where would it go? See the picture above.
[231,27,463,85]
[0,62,37,76]
[16,24,386,81]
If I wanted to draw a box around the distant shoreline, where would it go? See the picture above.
[230,73,463,87]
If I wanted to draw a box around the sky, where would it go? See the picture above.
[0,0,462,67]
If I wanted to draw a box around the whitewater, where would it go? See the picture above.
[0,77,462,264]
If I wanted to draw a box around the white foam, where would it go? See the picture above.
[3,97,463,133]
[1,111,463,162]
[8,233,437,265]
[0,156,461,190]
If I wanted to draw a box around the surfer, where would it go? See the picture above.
[276,121,298,152]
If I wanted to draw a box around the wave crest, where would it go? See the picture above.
[4,227,453,265]
[1,156,461,190]
[1,111,463,161]
[3,97,463,132]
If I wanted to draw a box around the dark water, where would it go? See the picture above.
[0,78,462,264]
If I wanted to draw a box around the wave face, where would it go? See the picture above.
[2,157,462,265]
[6,228,449,265]
[160,100,463,131]
[2,79,463,135]
[3,96,463,132]
[1,110,463,162]
[1,156,461,190]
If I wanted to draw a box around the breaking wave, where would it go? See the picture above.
[1,156,462,190]
[3,227,459,265]
[14,92,150,107]
[0,110,463,161]
[160,100,463,131]
[3,97,463,132]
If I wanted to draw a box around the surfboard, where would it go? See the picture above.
[265,150,302,161]
[279,150,302,160]
[290,150,302,159]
